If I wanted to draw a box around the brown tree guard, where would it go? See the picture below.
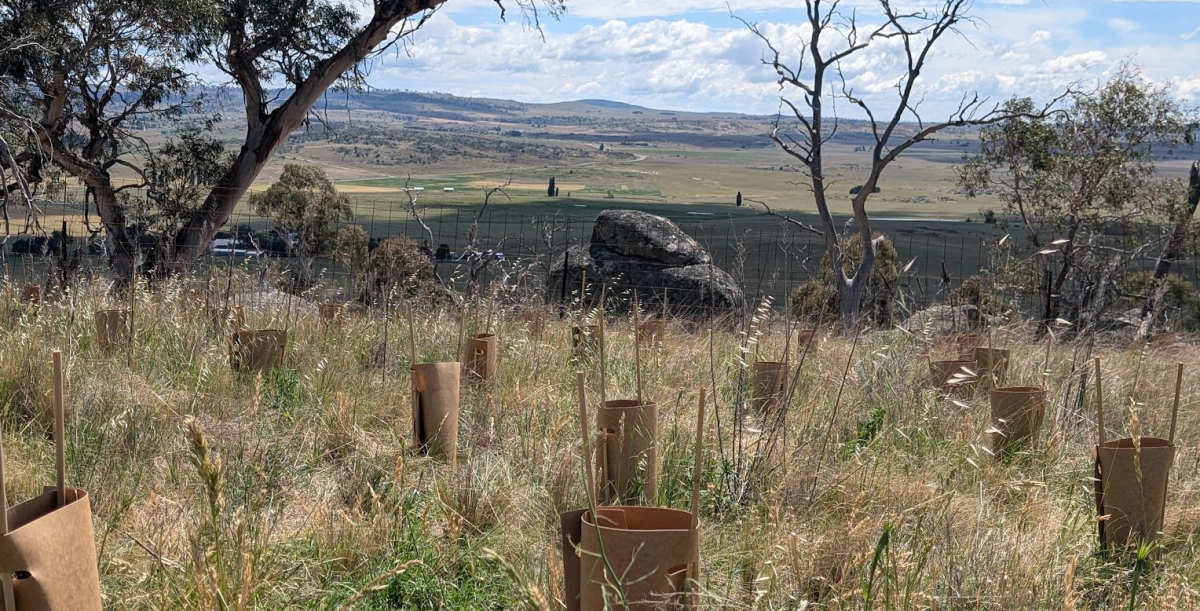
[209,305,245,331]
[319,303,345,323]
[929,359,976,391]
[987,387,1045,456]
[20,285,39,306]
[563,374,698,611]
[571,325,602,353]
[0,351,103,610]
[465,334,497,382]
[1092,357,1179,547]
[94,309,131,353]
[229,330,287,373]
[751,360,787,415]
[596,400,658,506]
[972,347,1010,389]
[410,362,460,463]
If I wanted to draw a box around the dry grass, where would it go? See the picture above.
[0,277,1198,609]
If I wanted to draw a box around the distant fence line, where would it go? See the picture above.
[3,196,1195,319]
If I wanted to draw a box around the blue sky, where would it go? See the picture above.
[362,0,1200,117]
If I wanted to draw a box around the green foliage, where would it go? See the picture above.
[334,224,370,277]
[547,176,556,197]
[791,233,899,326]
[145,130,236,243]
[368,236,435,300]
[1120,270,1200,330]
[249,165,354,286]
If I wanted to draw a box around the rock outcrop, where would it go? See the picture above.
[548,210,744,320]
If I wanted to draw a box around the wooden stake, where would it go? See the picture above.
[0,423,14,611]
[1170,362,1183,446]
[1042,333,1053,376]
[407,302,417,366]
[598,285,607,406]
[1094,357,1105,447]
[579,270,587,317]
[485,284,497,335]
[53,350,65,508]
[633,292,644,406]
[576,372,597,509]
[283,287,294,333]
[456,303,466,361]
[691,386,706,527]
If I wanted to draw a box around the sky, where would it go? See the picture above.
[358,0,1200,117]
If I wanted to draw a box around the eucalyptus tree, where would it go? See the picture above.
[1,0,563,279]
[958,68,1198,333]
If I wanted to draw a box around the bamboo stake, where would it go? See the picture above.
[53,350,65,508]
[407,302,417,366]
[599,285,608,406]
[485,284,497,336]
[0,422,14,611]
[1094,357,1105,447]
[577,372,597,508]
[456,302,466,362]
[1170,362,1183,446]
[1042,333,1053,376]
[633,292,644,406]
[691,386,707,527]
[579,270,587,318]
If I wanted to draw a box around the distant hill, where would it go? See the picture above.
[574,99,647,110]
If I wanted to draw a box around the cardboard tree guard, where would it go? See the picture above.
[208,305,245,331]
[1095,437,1174,547]
[572,325,603,353]
[988,386,1045,455]
[411,362,460,462]
[0,487,102,611]
[929,359,977,391]
[955,334,982,357]
[19,286,40,306]
[596,400,657,505]
[229,329,287,373]
[750,361,787,415]
[465,333,498,383]
[94,309,131,353]
[637,321,664,347]
[521,311,547,338]
[972,347,1010,388]
[318,303,345,323]
[561,506,698,611]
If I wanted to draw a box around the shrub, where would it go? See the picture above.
[791,233,898,325]
[367,236,435,302]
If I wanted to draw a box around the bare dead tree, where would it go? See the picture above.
[1138,161,1200,339]
[738,0,1056,326]
[462,177,513,298]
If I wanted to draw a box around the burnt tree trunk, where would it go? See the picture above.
[1138,160,1200,339]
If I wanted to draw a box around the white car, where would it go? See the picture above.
[209,238,260,259]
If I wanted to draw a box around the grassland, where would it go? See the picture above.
[2,277,1199,609]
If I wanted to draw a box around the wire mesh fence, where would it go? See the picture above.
[3,193,1197,322]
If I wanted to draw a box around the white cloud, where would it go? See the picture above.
[1108,18,1139,34]
[361,4,1199,117]
[1184,26,1200,41]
